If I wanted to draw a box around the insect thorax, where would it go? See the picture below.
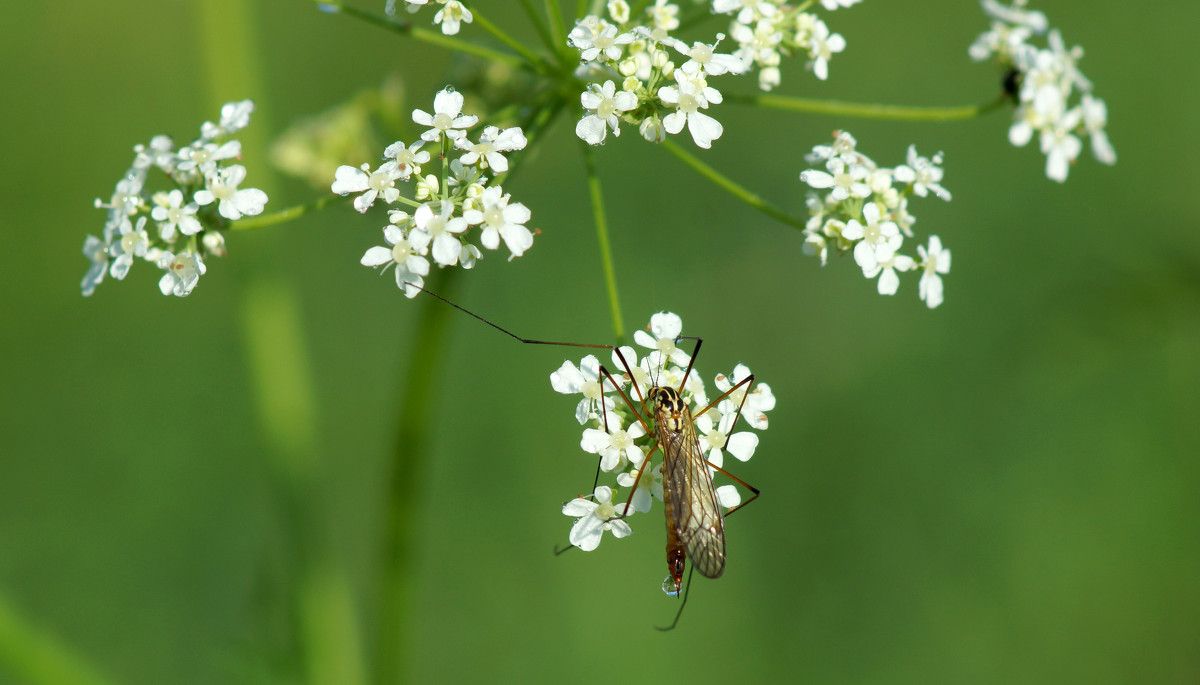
[649,386,688,432]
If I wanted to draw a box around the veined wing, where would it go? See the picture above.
[660,404,726,579]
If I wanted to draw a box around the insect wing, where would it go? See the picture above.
[661,405,726,579]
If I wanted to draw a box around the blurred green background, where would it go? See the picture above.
[1,1,1197,683]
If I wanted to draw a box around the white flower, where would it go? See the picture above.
[176,139,241,176]
[109,216,150,280]
[649,0,680,31]
[570,20,635,63]
[576,80,638,145]
[462,186,534,258]
[806,130,859,165]
[981,0,1048,34]
[80,235,111,296]
[820,0,861,9]
[607,0,630,23]
[694,409,758,469]
[581,417,647,472]
[893,146,952,201]
[133,135,176,173]
[330,163,402,213]
[1040,105,1083,183]
[638,115,666,143]
[616,459,663,513]
[433,0,472,35]
[1081,94,1116,165]
[863,251,915,296]
[157,250,207,297]
[715,365,774,430]
[193,164,268,220]
[674,36,747,77]
[408,200,469,266]
[200,100,255,140]
[632,312,693,371]
[658,75,724,149]
[360,225,432,298]
[150,189,202,240]
[95,174,145,240]
[843,203,902,272]
[806,19,845,81]
[380,140,430,180]
[800,157,871,202]
[917,235,951,308]
[562,486,633,551]
[455,126,527,173]
[550,354,625,426]
[412,88,479,143]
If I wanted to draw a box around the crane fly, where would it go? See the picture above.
[402,283,765,629]
[603,339,761,630]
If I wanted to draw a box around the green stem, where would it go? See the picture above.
[579,142,625,344]
[544,0,567,60]
[468,6,548,71]
[0,591,114,685]
[376,268,458,685]
[518,0,556,54]
[660,138,806,231]
[491,88,566,188]
[196,1,366,684]
[315,0,527,70]
[232,196,347,231]
[725,93,1008,121]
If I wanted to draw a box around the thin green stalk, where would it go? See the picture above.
[491,89,566,188]
[315,0,527,70]
[725,93,1008,121]
[579,142,625,344]
[518,0,557,54]
[232,196,347,231]
[544,0,567,60]
[660,138,806,231]
[376,268,458,685]
[196,1,365,684]
[0,591,113,685]
[467,6,548,71]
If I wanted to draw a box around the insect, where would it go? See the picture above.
[407,284,766,629]
[603,341,761,630]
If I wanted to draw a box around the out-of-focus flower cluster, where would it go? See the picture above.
[716,0,859,91]
[969,0,1115,182]
[83,100,267,297]
[554,312,775,553]
[799,131,952,308]
[568,0,858,149]
[384,0,473,35]
[349,87,535,297]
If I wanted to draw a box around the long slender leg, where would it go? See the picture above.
[655,565,695,632]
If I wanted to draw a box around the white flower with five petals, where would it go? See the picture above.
[412,88,479,143]
[360,225,431,298]
[562,486,633,551]
[193,164,268,220]
[408,200,469,266]
[462,186,534,259]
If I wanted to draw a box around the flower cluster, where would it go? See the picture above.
[554,312,774,554]
[716,0,858,91]
[969,0,1115,182]
[384,0,472,35]
[82,100,267,297]
[799,131,952,308]
[567,1,855,149]
[350,88,535,297]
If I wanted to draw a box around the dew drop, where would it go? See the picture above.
[662,575,681,597]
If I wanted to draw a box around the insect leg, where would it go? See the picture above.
[654,565,696,632]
